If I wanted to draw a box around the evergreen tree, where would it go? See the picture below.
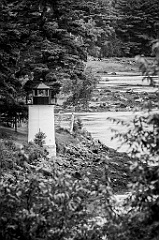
[115,0,159,56]
[0,0,99,110]
[0,1,27,130]
[84,0,117,58]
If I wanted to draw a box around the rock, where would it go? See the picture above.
[109,72,117,75]
[103,89,111,93]
[119,103,127,108]
[92,149,98,154]
[91,97,98,102]
[56,127,131,193]
[126,89,134,93]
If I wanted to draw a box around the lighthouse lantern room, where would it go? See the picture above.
[28,80,56,157]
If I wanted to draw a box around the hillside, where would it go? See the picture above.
[56,127,131,193]
[0,124,131,194]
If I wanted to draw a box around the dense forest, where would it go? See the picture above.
[0,0,159,113]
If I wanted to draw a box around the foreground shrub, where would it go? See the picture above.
[104,42,159,240]
[0,140,113,240]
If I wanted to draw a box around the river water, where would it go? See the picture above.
[99,75,159,92]
[57,75,158,152]
[57,111,139,152]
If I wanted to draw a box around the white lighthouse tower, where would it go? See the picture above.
[28,80,56,157]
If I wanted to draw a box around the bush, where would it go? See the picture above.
[34,131,46,147]
[105,42,159,240]
[0,140,113,240]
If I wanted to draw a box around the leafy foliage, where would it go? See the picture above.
[104,42,159,240]
[63,66,98,107]
[115,0,159,56]
[0,0,101,114]
[83,0,117,58]
[0,134,114,240]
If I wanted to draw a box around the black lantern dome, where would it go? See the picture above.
[32,80,51,105]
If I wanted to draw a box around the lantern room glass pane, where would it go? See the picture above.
[38,90,44,96]
[45,90,49,96]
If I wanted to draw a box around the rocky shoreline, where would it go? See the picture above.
[56,88,158,113]
[89,88,159,112]
[56,127,132,194]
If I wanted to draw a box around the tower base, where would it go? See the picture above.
[28,105,56,157]
[45,144,56,158]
